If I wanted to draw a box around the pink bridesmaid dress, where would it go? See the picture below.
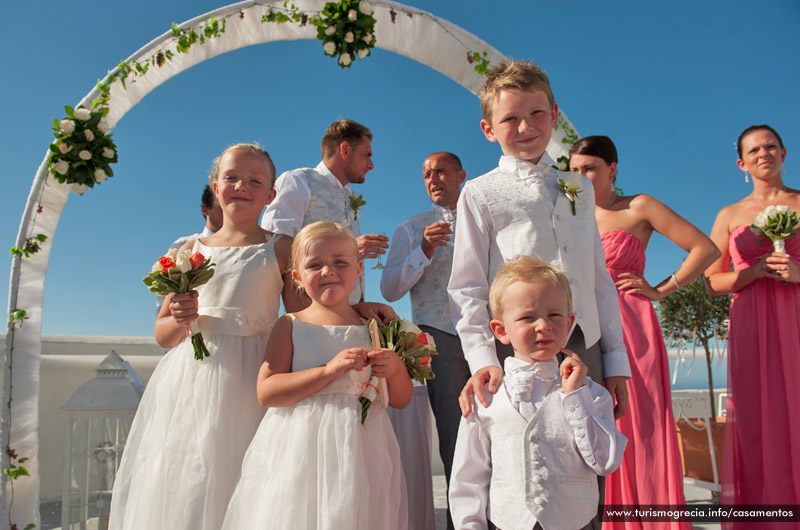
[601,229,691,530]
[722,226,800,529]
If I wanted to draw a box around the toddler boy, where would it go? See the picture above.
[448,256,626,530]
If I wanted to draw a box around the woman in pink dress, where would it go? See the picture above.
[570,136,719,529]
[706,125,800,527]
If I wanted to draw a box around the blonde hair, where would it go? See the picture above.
[489,255,572,318]
[479,61,555,124]
[208,142,277,187]
[290,221,360,298]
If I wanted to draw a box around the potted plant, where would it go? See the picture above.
[659,276,730,484]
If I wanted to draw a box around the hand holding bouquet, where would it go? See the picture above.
[143,248,215,360]
[751,205,800,253]
[359,318,438,423]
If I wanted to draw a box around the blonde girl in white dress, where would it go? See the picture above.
[109,144,297,530]
[222,221,411,530]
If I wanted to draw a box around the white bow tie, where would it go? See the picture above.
[517,165,553,187]
[505,360,558,405]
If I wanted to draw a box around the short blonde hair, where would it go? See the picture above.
[208,142,277,187]
[480,61,555,124]
[489,255,572,318]
[290,221,359,298]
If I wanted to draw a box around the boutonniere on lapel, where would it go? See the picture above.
[557,173,583,216]
[349,194,367,221]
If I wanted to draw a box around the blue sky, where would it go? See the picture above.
[2,0,799,337]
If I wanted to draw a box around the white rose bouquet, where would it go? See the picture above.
[750,205,800,253]
[311,0,376,69]
[557,172,583,216]
[359,318,438,423]
[143,249,216,360]
[48,104,118,194]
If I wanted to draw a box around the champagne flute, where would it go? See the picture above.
[435,205,455,231]
[372,232,387,270]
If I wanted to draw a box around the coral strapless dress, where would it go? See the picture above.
[601,229,690,530]
[722,226,800,528]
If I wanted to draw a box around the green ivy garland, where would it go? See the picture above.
[9,235,47,259]
[96,0,493,96]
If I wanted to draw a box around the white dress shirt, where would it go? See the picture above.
[447,154,630,378]
[261,161,356,237]
[261,161,364,303]
[449,357,626,530]
[380,205,456,334]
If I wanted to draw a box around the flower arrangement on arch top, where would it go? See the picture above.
[312,0,376,68]
[48,105,118,195]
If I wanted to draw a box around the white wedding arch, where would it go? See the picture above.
[1,0,578,524]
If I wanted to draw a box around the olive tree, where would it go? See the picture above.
[658,276,730,418]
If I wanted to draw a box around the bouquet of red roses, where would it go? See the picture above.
[359,318,438,423]
[143,248,215,360]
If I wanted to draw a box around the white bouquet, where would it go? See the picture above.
[751,205,800,253]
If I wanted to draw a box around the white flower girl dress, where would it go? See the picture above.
[222,316,408,530]
[109,237,282,530]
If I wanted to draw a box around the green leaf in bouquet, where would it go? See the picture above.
[404,344,428,358]
[178,274,189,293]
[396,332,416,350]
[359,396,371,424]
[189,270,214,290]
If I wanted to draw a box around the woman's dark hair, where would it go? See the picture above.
[568,135,618,166]
[736,125,784,158]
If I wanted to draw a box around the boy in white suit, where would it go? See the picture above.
[449,256,626,530]
[449,61,630,416]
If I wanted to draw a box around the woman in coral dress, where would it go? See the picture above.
[706,125,800,528]
[570,136,719,529]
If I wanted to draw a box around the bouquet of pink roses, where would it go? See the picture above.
[359,318,438,423]
[143,248,215,360]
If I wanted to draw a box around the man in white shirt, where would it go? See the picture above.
[261,119,388,309]
[157,185,222,314]
[380,152,467,530]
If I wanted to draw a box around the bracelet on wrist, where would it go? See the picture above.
[671,273,680,292]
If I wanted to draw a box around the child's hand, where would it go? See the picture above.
[560,349,587,394]
[324,347,368,380]
[367,348,404,378]
[169,291,199,326]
